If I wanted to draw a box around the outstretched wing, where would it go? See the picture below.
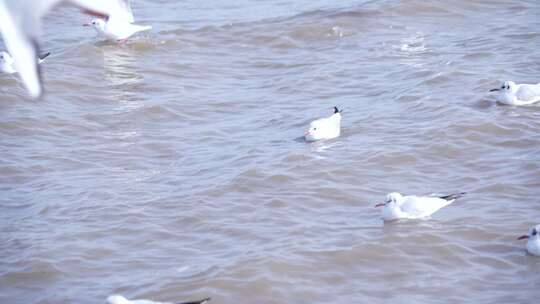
[69,0,131,19]
[0,0,46,98]
[0,0,131,98]
[124,0,134,23]
[108,0,135,23]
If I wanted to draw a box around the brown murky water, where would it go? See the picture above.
[1,0,540,303]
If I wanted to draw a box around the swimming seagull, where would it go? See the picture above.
[490,81,540,106]
[0,0,131,98]
[0,51,51,74]
[518,225,540,257]
[304,106,342,142]
[107,295,211,304]
[84,0,152,43]
[374,192,466,221]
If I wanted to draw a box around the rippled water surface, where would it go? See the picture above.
[1,0,540,303]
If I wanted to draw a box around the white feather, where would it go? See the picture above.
[491,81,540,106]
[378,192,463,221]
[0,0,131,98]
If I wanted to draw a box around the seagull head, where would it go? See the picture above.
[375,192,403,208]
[84,19,106,31]
[304,120,325,141]
[107,295,131,304]
[490,81,516,93]
[518,225,540,240]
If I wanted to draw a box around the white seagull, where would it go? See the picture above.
[518,225,540,257]
[375,192,465,221]
[1,50,51,74]
[107,295,211,304]
[490,81,540,106]
[304,106,342,142]
[84,0,152,42]
[0,0,132,98]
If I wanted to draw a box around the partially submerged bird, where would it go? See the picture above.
[84,0,152,42]
[518,225,540,257]
[375,192,465,221]
[106,295,211,304]
[490,81,540,106]
[304,106,342,142]
[0,51,51,74]
[0,0,132,98]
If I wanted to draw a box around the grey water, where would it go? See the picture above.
[1,0,540,303]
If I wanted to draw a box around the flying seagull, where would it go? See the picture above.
[84,0,152,43]
[0,0,131,98]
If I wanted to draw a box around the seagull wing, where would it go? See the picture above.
[38,52,51,63]
[67,0,133,22]
[108,0,135,23]
[400,196,451,218]
[131,300,164,304]
[130,298,210,304]
[124,0,134,23]
[177,298,211,304]
[398,196,428,218]
[0,0,49,98]
[319,115,339,129]
[0,0,131,98]
[515,84,540,103]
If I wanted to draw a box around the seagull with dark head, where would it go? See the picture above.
[490,81,540,106]
[83,0,152,43]
[304,106,342,142]
[518,225,540,257]
[374,192,466,221]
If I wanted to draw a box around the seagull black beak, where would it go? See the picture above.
[517,235,529,240]
[374,203,386,208]
[489,88,500,92]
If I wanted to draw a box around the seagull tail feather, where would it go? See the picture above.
[439,192,466,201]
[176,297,211,304]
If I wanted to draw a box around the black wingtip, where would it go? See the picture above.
[39,52,51,61]
[439,192,466,201]
[176,297,211,304]
[334,106,341,114]
[32,39,45,99]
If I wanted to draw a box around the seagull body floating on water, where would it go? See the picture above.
[304,106,342,142]
[0,51,51,74]
[0,0,131,98]
[375,192,466,221]
[84,0,152,42]
[490,81,540,106]
[107,295,211,304]
[518,225,540,257]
